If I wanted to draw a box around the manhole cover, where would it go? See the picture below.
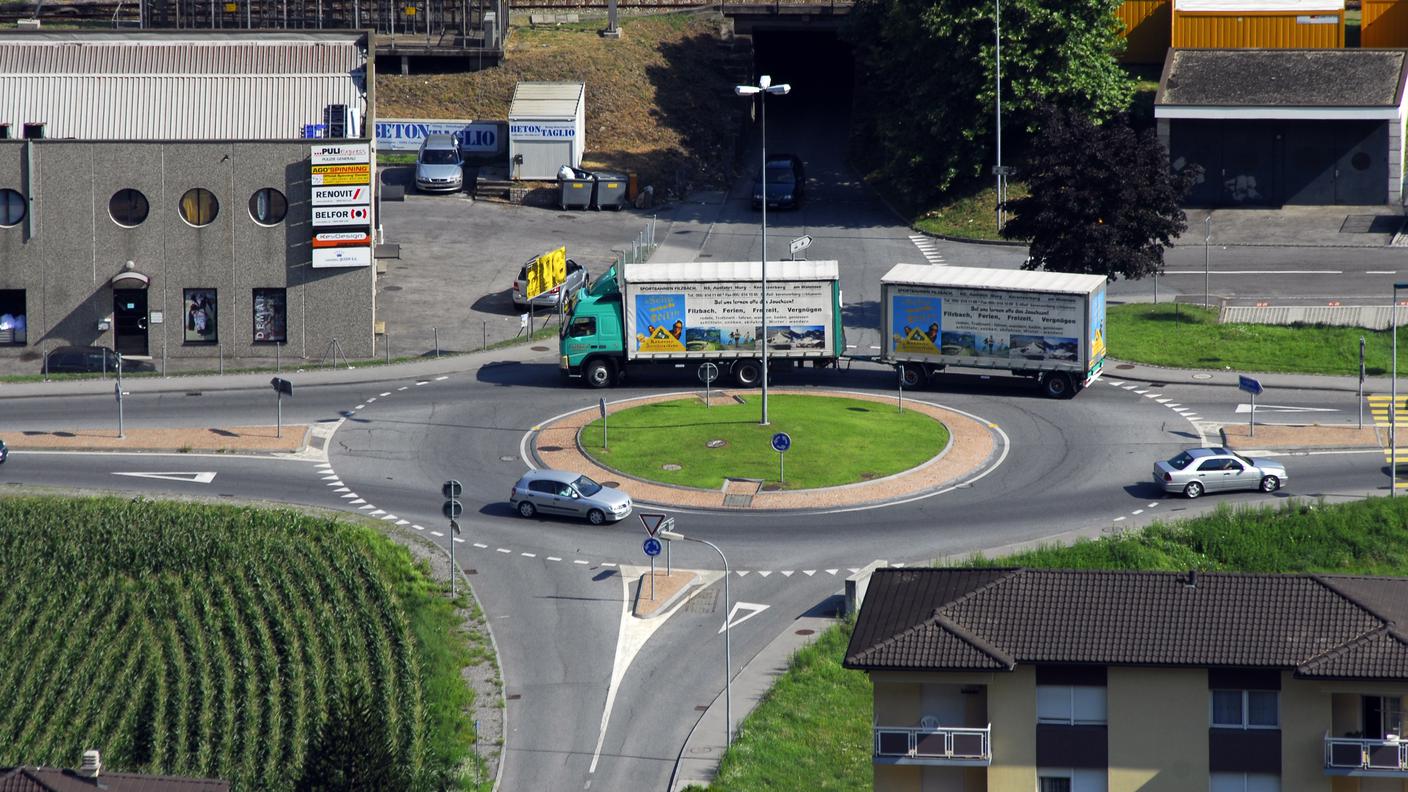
[383,285,403,291]
[662,464,682,471]
[760,483,782,492]
[506,693,522,701]
[500,455,516,462]
[540,445,562,452]
[465,569,478,575]
[1192,373,1213,380]
[706,439,727,448]
[1116,364,1135,370]
[795,629,815,636]
[601,481,620,487]
[695,705,709,711]
[530,346,549,352]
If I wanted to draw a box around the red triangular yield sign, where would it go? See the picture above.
[639,513,667,537]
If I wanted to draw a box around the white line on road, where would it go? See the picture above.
[397,386,408,391]
[757,571,771,577]
[430,531,443,537]
[574,559,589,565]
[435,376,449,381]
[803,570,815,576]
[366,397,376,403]
[379,392,391,397]
[548,556,562,562]
[1366,271,1398,275]
[112,471,217,484]
[453,538,465,543]
[1113,516,1126,522]
[473,543,488,548]
[826,569,839,576]
[521,552,537,558]
[602,562,617,568]
[1133,509,1144,515]
[1161,269,1342,275]
[1148,503,1159,508]
[497,548,511,554]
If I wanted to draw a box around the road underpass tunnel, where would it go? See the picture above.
[746,30,856,173]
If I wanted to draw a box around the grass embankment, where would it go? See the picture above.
[1109,303,1402,376]
[580,394,948,490]
[911,181,1029,242]
[379,13,741,190]
[0,496,484,791]
[693,496,1408,790]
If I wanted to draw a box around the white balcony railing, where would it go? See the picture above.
[874,724,991,764]
[1325,733,1408,773]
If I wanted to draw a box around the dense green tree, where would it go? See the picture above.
[1000,107,1193,281]
[296,677,408,792]
[846,0,1133,206]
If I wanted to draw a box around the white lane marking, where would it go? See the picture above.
[1106,380,1124,386]
[574,559,589,565]
[849,568,859,574]
[1124,385,1138,390]
[366,397,376,403]
[1133,509,1144,515]
[453,538,465,543]
[379,392,392,397]
[333,487,350,493]
[521,552,537,558]
[1367,270,1398,274]
[719,602,770,634]
[1135,390,1149,395]
[548,556,562,562]
[113,471,217,484]
[358,504,375,510]
[737,570,750,577]
[397,386,409,391]
[342,494,359,500]
[414,526,424,531]
[382,515,397,522]
[395,520,410,526]
[1161,269,1342,275]
[826,569,839,576]
[416,381,429,385]
[781,571,794,577]
[907,234,947,265]
[435,376,449,381]
[1234,404,1338,414]
[1113,516,1127,522]
[316,463,332,469]
[1156,399,1171,404]
[355,405,364,410]
[757,571,772,577]
[369,509,385,516]
[473,543,488,548]
[803,570,815,576]
[321,473,339,479]
[1143,392,1161,398]
[1147,502,1158,508]
[602,562,617,568]
[1167,403,1180,408]
[497,548,511,554]
[430,531,443,537]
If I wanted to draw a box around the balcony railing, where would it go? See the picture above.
[874,724,991,765]
[1325,733,1408,774]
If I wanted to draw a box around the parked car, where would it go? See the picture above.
[752,153,805,210]
[1153,447,1287,499]
[512,258,589,310]
[0,439,8,464]
[414,133,464,193]
[43,346,155,374]
[510,469,633,525]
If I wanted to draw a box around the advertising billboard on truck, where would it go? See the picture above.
[626,279,834,359]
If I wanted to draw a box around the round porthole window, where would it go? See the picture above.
[0,188,24,227]
[1352,152,1372,172]
[248,188,288,226]
[109,188,150,227]
[179,188,219,227]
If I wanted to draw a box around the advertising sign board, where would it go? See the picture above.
[312,206,371,227]
[525,246,567,301]
[312,247,372,268]
[313,231,372,249]
[885,283,1088,369]
[374,119,501,153]
[509,121,577,140]
[311,171,370,186]
[625,279,833,359]
[311,185,370,207]
[310,143,371,165]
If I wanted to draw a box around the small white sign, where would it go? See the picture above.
[519,313,529,329]
[312,247,373,268]
[1296,14,1338,23]
[789,235,812,254]
[310,143,371,164]
[312,185,371,206]
[312,205,371,227]
[149,311,164,325]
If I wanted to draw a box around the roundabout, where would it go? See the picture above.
[527,389,1007,512]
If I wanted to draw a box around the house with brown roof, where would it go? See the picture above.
[844,568,1408,792]
[0,751,229,792]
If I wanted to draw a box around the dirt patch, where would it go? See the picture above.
[1221,423,1381,450]
[378,12,744,192]
[6,425,308,453]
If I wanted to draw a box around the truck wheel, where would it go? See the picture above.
[898,365,923,389]
[584,359,615,389]
[1041,372,1074,399]
[733,359,763,387]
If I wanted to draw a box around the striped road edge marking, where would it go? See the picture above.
[907,234,946,266]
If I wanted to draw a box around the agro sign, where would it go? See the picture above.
[312,206,370,227]
[310,143,370,165]
[525,246,567,301]
[312,185,370,207]
[313,231,372,249]
[312,247,372,268]
[310,163,370,186]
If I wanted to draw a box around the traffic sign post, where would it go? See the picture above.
[1360,336,1366,430]
[116,352,125,439]
[442,479,463,595]
[640,513,674,574]
[270,377,293,438]
[599,397,608,450]
[897,364,906,414]
[771,432,791,485]
[1239,375,1263,438]
[643,537,663,599]
[788,234,812,261]
[699,362,719,408]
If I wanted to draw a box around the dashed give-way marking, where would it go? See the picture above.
[113,471,217,484]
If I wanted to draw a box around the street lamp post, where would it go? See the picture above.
[1204,215,1212,310]
[994,0,1004,231]
[1394,283,1408,495]
[659,528,731,745]
[736,75,790,426]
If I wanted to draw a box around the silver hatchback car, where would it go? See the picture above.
[510,469,633,525]
[414,134,464,193]
[511,258,589,310]
[1153,447,1288,499]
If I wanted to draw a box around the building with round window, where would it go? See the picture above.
[0,30,377,367]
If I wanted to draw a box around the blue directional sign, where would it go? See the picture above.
[1238,375,1263,396]
[643,537,662,557]
[771,432,792,453]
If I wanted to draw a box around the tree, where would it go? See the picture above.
[296,677,408,792]
[846,0,1132,206]
[1000,107,1193,281]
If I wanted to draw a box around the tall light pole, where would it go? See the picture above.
[1394,283,1407,495]
[660,528,731,745]
[736,75,790,426]
[994,0,1005,231]
[1204,214,1212,310]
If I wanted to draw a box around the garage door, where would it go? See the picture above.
[1169,119,1387,206]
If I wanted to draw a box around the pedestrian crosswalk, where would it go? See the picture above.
[1365,395,1408,483]
[908,234,946,266]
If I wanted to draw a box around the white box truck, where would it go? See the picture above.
[880,264,1108,398]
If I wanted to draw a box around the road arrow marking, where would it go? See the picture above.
[719,601,770,633]
[113,472,216,484]
[1234,404,1338,414]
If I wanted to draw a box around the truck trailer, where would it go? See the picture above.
[559,260,844,387]
[880,263,1107,399]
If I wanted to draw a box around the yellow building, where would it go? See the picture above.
[846,568,1408,792]
[1172,0,1345,48]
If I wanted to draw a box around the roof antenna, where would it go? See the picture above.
[1186,569,1198,588]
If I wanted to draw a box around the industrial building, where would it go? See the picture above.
[0,30,377,368]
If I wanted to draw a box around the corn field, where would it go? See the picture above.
[0,496,475,790]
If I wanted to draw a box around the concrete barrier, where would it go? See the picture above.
[845,560,888,617]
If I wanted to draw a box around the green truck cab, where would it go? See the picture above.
[560,265,624,387]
